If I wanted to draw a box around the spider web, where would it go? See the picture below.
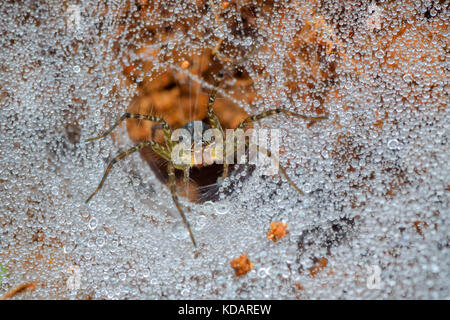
[0,0,448,299]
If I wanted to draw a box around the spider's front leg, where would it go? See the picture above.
[86,112,174,150]
[86,142,146,203]
[238,108,328,130]
[86,140,170,203]
[234,109,328,196]
[168,163,197,247]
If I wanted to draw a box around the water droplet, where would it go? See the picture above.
[387,139,399,150]
[257,267,271,278]
[171,223,189,240]
[403,74,412,83]
[63,244,75,254]
[128,269,136,277]
[303,183,312,194]
[375,49,385,59]
[51,186,59,196]
[88,217,98,230]
[194,215,207,231]
[96,237,105,247]
[215,202,230,215]
[181,288,189,296]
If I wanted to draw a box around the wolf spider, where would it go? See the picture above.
[85,71,328,247]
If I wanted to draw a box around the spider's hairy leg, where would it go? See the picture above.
[209,43,260,182]
[183,168,190,190]
[86,113,128,142]
[205,73,230,183]
[206,73,225,133]
[233,108,327,192]
[222,163,229,181]
[86,113,174,150]
[256,144,304,196]
[86,141,170,203]
[238,108,328,129]
[277,163,304,196]
[182,167,193,200]
[206,41,259,120]
[168,163,197,247]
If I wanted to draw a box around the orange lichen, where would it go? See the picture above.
[267,221,289,243]
[230,253,254,276]
[413,221,428,239]
[309,257,328,277]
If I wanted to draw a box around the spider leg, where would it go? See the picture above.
[168,163,197,247]
[206,41,259,182]
[256,144,304,196]
[233,108,327,193]
[221,163,229,181]
[205,74,231,183]
[206,40,258,124]
[238,108,328,129]
[86,141,170,203]
[86,113,128,142]
[183,168,190,190]
[206,75,225,133]
[86,112,174,150]
[277,163,304,196]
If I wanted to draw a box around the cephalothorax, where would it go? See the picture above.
[85,71,328,247]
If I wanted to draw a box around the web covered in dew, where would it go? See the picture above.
[0,1,448,299]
